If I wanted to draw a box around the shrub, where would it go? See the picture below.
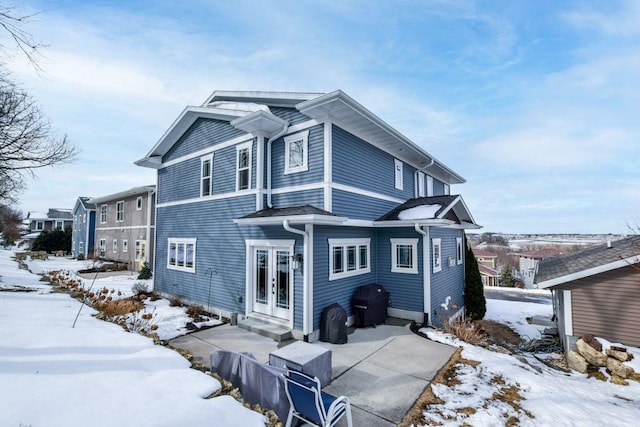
[131,282,149,296]
[169,295,183,307]
[443,316,487,346]
[94,298,143,317]
[137,263,152,280]
[77,253,85,261]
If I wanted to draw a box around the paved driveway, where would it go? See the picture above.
[169,323,456,426]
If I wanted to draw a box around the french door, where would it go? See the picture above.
[252,246,292,321]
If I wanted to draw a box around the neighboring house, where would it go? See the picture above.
[473,248,499,286]
[135,90,480,341]
[71,197,96,258]
[535,236,640,353]
[91,186,156,272]
[515,248,561,288]
[22,209,74,250]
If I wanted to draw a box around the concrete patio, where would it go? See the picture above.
[169,321,456,426]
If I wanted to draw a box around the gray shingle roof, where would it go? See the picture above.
[376,195,459,221]
[240,205,336,219]
[535,235,640,284]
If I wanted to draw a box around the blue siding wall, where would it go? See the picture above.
[332,125,416,200]
[269,107,312,127]
[271,189,324,209]
[375,228,424,313]
[271,124,324,189]
[163,118,246,163]
[429,227,465,327]
[433,178,445,196]
[313,226,377,330]
[332,189,398,220]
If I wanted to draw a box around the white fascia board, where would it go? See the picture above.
[230,110,288,135]
[537,256,640,289]
[134,156,162,169]
[89,186,156,205]
[296,90,466,184]
[203,90,323,108]
[437,195,478,226]
[233,214,348,226]
[373,219,455,228]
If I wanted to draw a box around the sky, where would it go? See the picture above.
[3,0,639,234]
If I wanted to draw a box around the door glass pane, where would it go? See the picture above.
[255,250,268,305]
[276,251,290,310]
[347,246,356,271]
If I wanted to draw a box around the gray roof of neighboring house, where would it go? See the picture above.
[478,264,499,277]
[376,195,459,221]
[240,205,336,219]
[79,196,96,210]
[47,208,73,220]
[535,235,640,285]
[89,185,156,204]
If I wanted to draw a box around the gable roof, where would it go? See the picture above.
[473,248,498,258]
[514,248,561,259]
[89,186,156,205]
[375,195,479,228]
[478,264,499,277]
[535,235,640,289]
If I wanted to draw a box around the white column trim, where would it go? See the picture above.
[563,290,573,336]
[323,120,333,212]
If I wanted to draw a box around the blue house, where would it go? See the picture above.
[71,197,96,258]
[136,90,479,341]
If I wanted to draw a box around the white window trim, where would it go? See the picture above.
[35,221,44,231]
[136,196,143,210]
[433,238,442,273]
[100,204,107,223]
[122,239,128,253]
[427,176,434,197]
[394,159,403,190]
[167,238,197,273]
[200,154,213,197]
[417,172,425,197]
[443,183,450,195]
[284,130,309,175]
[391,238,419,274]
[112,239,118,253]
[236,142,252,192]
[99,238,106,257]
[328,238,371,281]
[55,220,64,230]
[116,200,124,222]
[456,237,463,265]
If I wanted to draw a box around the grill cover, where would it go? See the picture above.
[319,302,348,344]
[351,284,389,327]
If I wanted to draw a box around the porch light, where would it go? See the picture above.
[291,253,303,271]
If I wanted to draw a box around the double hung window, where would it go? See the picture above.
[284,130,309,174]
[201,154,213,197]
[116,201,124,222]
[100,205,107,223]
[391,238,418,274]
[236,143,251,191]
[432,238,442,273]
[456,237,463,265]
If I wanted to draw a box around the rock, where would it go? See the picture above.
[579,334,602,352]
[587,370,608,382]
[610,374,629,386]
[567,350,589,373]
[628,372,640,383]
[607,348,633,362]
[576,339,607,367]
[607,357,634,379]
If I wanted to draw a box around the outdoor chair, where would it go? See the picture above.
[283,368,352,427]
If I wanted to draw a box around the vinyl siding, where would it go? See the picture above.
[163,118,246,163]
[271,124,324,188]
[332,189,398,220]
[269,107,313,127]
[559,266,640,347]
[271,189,324,209]
[332,125,416,200]
[429,227,465,326]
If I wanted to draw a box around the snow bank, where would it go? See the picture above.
[397,204,441,220]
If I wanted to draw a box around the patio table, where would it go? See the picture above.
[269,341,332,386]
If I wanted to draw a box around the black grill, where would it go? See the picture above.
[319,302,348,344]
[351,284,389,327]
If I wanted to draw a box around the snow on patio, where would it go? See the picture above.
[0,250,265,427]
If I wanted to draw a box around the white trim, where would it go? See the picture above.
[116,200,125,222]
[537,255,640,289]
[324,121,332,212]
[200,154,213,197]
[394,159,403,190]
[100,204,107,224]
[387,307,424,323]
[246,239,296,248]
[456,237,463,265]
[54,220,65,230]
[432,238,442,273]
[391,238,419,274]
[332,182,405,204]
[235,214,347,226]
[284,130,309,175]
[95,225,153,231]
[167,237,197,273]
[563,290,573,336]
[159,134,254,169]
[156,190,258,208]
[286,118,321,134]
[122,239,128,253]
[306,224,314,336]
[443,183,450,195]
[417,172,425,197]
[236,141,252,192]
[256,135,265,211]
[427,176,434,197]
[328,238,371,281]
[98,238,106,257]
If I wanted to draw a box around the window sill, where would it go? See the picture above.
[391,267,418,274]
[329,268,370,281]
[167,265,196,274]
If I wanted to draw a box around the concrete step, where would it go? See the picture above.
[237,317,292,342]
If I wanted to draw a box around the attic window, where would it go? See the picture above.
[236,142,252,191]
[284,130,309,174]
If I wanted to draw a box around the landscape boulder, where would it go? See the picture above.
[607,347,633,362]
[607,357,634,379]
[576,339,607,367]
[567,350,588,374]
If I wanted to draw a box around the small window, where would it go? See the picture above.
[201,154,213,197]
[136,196,143,210]
[113,239,118,253]
[417,172,426,197]
[236,143,252,191]
[123,240,128,253]
[167,238,197,273]
[391,238,418,274]
[35,221,44,231]
[284,130,309,174]
[443,183,450,195]
[135,240,146,262]
[116,201,124,222]
[432,238,442,273]
[99,239,106,257]
[55,220,64,230]
[100,205,107,223]
[427,176,434,197]
[394,159,403,190]
[329,238,370,280]
[456,237,463,265]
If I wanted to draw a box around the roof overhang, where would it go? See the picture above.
[203,90,322,108]
[230,110,288,136]
[296,90,466,185]
[536,255,640,289]
[90,186,155,205]
[234,214,348,226]
[438,195,478,225]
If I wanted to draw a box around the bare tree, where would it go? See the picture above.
[0,5,46,69]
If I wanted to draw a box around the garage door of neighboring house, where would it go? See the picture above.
[569,265,640,347]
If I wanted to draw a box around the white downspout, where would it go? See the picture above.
[415,223,431,325]
[283,220,311,337]
[267,123,289,208]
[415,158,435,198]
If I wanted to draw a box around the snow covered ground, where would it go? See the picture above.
[0,250,265,427]
[420,300,640,426]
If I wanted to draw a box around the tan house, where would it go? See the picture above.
[535,236,640,354]
[91,186,156,272]
[473,248,499,286]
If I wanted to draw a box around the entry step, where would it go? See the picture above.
[237,317,293,342]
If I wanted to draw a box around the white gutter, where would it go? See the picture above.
[414,223,431,325]
[147,188,156,273]
[415,158,434,198]
[283,220,311,337]
[267,123,289,208]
